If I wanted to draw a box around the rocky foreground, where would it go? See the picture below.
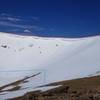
[8,75,100,100]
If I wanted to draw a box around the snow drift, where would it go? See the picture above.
[0,32,100,99]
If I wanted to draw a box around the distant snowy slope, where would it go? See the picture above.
[0,32,100,99]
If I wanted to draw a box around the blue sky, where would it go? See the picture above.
[0,0,100,37]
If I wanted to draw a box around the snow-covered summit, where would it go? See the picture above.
[0,32,100,99]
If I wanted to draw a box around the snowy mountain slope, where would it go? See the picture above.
[0,32,100,99]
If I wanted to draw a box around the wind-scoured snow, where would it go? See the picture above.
[0,32,100,99]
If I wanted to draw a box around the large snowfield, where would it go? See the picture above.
[0,32,100,99]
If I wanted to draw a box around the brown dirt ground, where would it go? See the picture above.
[7,75,100,100]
